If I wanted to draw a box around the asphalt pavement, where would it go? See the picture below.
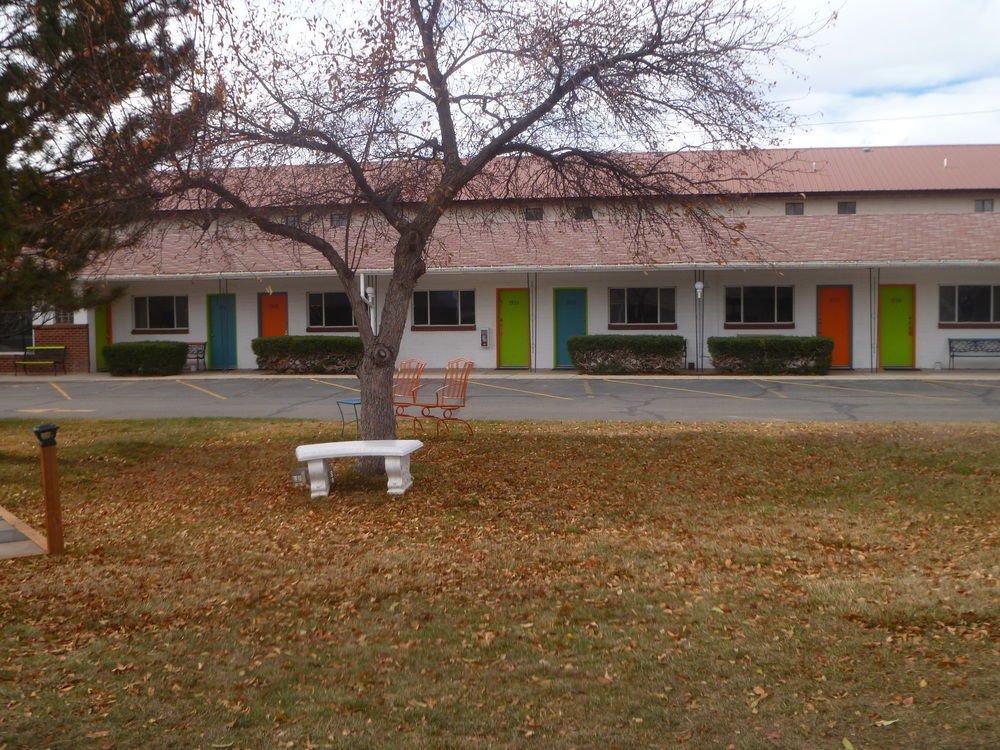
[2,370,999,423]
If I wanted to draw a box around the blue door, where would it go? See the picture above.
[208,294,237,369]
[554,288,587,368]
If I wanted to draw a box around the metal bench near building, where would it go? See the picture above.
[14,346,67,375]
[948,338,1000,369]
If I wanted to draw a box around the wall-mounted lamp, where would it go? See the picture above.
[694,280,705,300]
[362,286,376,307]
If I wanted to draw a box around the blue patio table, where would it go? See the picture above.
[336,397,362,437]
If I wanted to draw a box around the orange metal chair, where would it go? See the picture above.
[419,358,474,435]
[393,358,426,432]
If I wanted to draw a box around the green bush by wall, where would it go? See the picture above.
[103,341,188,376]
[567,334,687,374]
[708,336,834,375]
[252,335,363,374]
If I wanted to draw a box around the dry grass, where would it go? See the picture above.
[0,419,997,750]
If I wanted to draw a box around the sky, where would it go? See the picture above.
[772,0,1000,148]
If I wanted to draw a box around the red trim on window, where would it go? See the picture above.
[410,325,477,332]
[608,323,677,330]
[938,322,1000,329]
[724,323,794,330]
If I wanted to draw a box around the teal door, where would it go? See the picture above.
[208,294,237,369]
[554,288,587,368]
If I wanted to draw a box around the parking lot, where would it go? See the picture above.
[2,371,999,423]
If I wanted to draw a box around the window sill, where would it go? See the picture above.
[410,325,477,332]
[132,329,189,335]
[307,326,359,333]
[724,323,795,330]
[608,323,677,330]
[938,322,1000,329]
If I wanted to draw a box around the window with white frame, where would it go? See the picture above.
[524,206,543,221]
[974,199,994,213]
[939,285,1000,324]
[609,287,676,327]
[330,212,348,227]
[0,311,32,352]
[413,290,475,327]
[572,205,593,220]
[725,286,794,325]
[133,295,189,331]
[837,201,857,215]
[784,202,804,215]
[308,292,355,328]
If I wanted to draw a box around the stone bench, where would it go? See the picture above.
[948,338,1000,368]
[294,439,424,498]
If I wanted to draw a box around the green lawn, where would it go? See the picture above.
[0,419,997,749]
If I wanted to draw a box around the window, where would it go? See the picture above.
[283,215,304,229]
[837,201,857,215]
[524,206,544,221]
[975,199,994,213]
[785,202,804,215]
[939,285,1000,325]
[330,212,348,227]
[0,311,32,352]
[413,290,475,328]
[133,296,188,331]
[725,286,794,326]
[609,288,676,327]
[308,292,355,329]
[48,310,74,324]
[572,206,593,220]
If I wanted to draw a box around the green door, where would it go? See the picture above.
[208,294,237,369]
[497,288,530,367]
[94,304,112,370]
[879,285,915,368]
[554,288,587,368]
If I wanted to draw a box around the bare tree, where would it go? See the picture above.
[172,0,820,459]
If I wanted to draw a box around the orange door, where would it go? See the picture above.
[258,293,288,337]
[817,285,852,368]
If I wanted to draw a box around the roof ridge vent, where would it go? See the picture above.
[811,161,817,172]
[943,157,948,168]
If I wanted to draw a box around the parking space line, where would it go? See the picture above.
[925,379,1000,390]
[583,380,594,395]
[469,381,573,400]
[18,408,97,413]
[603,378,762,401]
[754,380,788,398]
[176,380,227,400]
[49,382,71,401]
[761,379,960,401]
[310,378,361,393]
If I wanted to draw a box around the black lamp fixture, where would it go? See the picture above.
[32,423,59,447]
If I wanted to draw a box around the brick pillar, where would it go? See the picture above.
[33,324,91,373]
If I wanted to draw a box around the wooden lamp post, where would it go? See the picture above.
[32,423,63,554]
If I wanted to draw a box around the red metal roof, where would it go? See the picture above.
[95,211,1000,278]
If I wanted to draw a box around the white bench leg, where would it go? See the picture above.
[384,455,413,496]
[306,459,332,499]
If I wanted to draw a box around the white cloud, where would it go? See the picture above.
[770,0,1000,146]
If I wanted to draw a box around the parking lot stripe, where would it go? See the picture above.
[469,381,573,400]
[925,379,1000,390]
[603,379,762,400]
[49,382,71,400]
[755,380,789,398]
[310,378,361,393]
[762,379,961,401]
[176,380,227,399]
[17,408,97,413]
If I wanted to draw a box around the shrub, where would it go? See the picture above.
[567,334,687,374]
[252,335,363,374]
[708,336,834,375]
[103,341,188,376]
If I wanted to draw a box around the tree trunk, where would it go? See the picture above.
[354,233,427,475]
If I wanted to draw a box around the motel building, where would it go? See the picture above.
[4,145,999,374]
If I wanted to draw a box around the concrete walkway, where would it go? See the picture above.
[0,507,46,560]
